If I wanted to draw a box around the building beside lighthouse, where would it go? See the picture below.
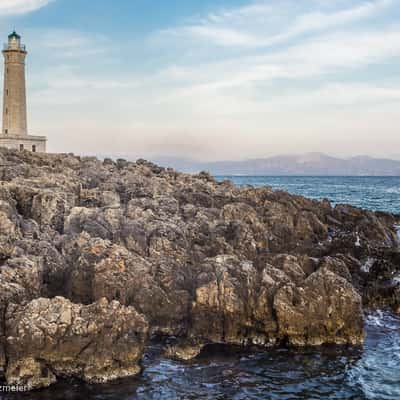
[0,32,46,152]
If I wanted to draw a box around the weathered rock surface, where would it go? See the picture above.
[274,268,363,346]
[0,256,43,377]
[5,297,148,390]
[0,147,399,389]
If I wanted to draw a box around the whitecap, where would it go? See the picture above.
[361,258,375,273]
[385,187,400,194]
[348,311,400,399]
[365,310,400,330]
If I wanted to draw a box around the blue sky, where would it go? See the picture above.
[0,0,400,160]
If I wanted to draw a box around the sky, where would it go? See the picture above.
[0,0,399,161]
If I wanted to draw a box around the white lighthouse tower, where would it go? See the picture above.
[0,32,46,152]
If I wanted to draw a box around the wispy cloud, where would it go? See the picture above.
[29,29,111,59]
[0,0,53,16]
[155,27,400,103]
[157,0,394,48]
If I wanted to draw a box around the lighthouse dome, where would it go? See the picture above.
[8,31,21,40]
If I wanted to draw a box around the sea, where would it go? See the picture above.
[2,176,400,400]
[219,176,400,215]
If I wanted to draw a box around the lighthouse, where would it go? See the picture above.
[0,32,46,152]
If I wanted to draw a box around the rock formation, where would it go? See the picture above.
[0,147,399,389]
[5,297,148,389]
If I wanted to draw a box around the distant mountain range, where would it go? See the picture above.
[153,153,400,176]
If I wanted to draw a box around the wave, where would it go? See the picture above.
[365,310,400,330]
[347,311,400,400]
[385,187,400,194]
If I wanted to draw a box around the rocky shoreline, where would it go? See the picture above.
[0,148,399,390]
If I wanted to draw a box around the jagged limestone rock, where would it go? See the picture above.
[0,147,399,385]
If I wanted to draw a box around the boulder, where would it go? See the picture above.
[274,269,363,346]
[5,297,149,390]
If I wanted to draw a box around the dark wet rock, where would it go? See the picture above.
[165,340,204,361]
[0,147,399,387]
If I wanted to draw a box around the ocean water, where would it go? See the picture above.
[2,176,400,400]
[216,176,400,215]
